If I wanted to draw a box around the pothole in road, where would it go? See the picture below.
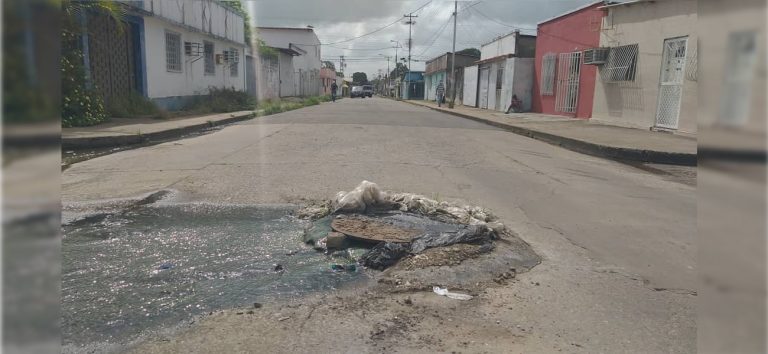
[62,182,541,350]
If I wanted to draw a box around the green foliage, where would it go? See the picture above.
[221,0,251,44]
[257,95,330,116]
[186,87,256,114]
[352,72,368,85]
[389,63,409,80]
[256,39,278,60]
[106,92,165,118]
[304,97,320,106]
[456,48,481,57]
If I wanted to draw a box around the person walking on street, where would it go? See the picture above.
[331,81,338,102]
[435,81,445,107]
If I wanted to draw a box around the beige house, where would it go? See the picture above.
[591,0,697,135]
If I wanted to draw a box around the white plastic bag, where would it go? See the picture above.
[334,181,385,212]
[432,286,473,301]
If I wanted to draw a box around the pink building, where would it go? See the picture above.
[532,1,605,119]
[320,67,337,96]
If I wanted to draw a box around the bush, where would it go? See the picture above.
[107,92,165,118]
[304,97,320,106]
[186,86,256,114]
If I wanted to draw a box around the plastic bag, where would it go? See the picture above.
[410,225,493,254]
[334,180,386,213]
[358,242,409,270]
[433,286,473,300]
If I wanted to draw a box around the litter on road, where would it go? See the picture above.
[432,286,473,301]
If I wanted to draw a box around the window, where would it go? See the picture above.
[204,41,215,75]
[540,53,556,95]
[165,30,182,72]
[601,44,639,82]
[228,47,239,77]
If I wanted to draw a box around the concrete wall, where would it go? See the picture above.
[319,67,337,96]
[532,2,603,118]
[126,0,245,44]
[592,0,698,134]
[257,28,322,97]
[143,16,246,109]
[481,32,517,60]
[511,58,535,112]
[424,71,446,101]
[278,51,295,97]
[257,54,281,100]
[463,65,479,107]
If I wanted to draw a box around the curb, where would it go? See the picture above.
[407,102,697,166]
[62,112,257,150]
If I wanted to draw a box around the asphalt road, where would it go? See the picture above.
[63,97,696,352]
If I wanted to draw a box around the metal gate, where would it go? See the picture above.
[655,37,688,129]
[479,66,490,109]
[555,52,581,114]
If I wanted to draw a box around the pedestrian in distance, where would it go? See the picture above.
[435,80,445,107]
[506,94,522,114]
[331,81,338,102]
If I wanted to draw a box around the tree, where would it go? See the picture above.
[221,0,252,44]
[389,63,408,81]
[456,48,481,57]
[322,61,336,71]
[352,72,368,85]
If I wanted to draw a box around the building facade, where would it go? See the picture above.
[591,0,698,134]
[401,71,425,100]
[256,27,322,97]
[424,52,480,102]
[464,31,536,112]
[319,66,338,96]
[532,1,605,118]
[84,1,247,110]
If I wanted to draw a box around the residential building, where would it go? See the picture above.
[400,71,425,100]
[532,1,605,118]
[320,65,338,96]
[256,27,322,97]
[463,31,536,112]
[84,1,247,110]
[424,52,480,103]
[591,0,697,134]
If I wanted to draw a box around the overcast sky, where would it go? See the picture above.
[246,0,595,78]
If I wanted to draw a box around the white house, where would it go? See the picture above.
[102,0,249,110]
[463,31,536,112]
[256,27,322,97]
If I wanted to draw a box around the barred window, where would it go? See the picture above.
[540,53,556,95]
[602,44,638,82]
[204,41,215,75]
[228,48,239,77]
[165,30,182,72]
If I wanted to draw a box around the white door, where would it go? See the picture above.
[655,37,688,129]
[479,66,490,109]
[555,52,581,114]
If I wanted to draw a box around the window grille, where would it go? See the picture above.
[540,53,556,95]
[601,44,638,82]
[555,52,581,113]
[204,41,215,75]
[229,48,239,76]
[165,30,182,72]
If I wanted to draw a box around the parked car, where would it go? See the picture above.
[362,85,374,97]
[351,86,365,98]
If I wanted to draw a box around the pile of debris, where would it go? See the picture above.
[300,181,510,270]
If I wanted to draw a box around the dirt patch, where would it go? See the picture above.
[394,244,490,271]
[331,214,422,243]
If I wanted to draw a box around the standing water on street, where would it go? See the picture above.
[62,204,366,351]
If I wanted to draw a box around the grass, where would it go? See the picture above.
[256,95,332,116]
[107,92,167,119]
[184,87,257,114]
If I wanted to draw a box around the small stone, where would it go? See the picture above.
[404,297,413,306]
[274,264,284,272]
[253,302,262,309]
[325,232,347,249]
[246,310,254,315]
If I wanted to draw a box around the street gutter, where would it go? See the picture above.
[402,100,697,166]
[62,111,258,150]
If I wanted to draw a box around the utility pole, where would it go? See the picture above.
[449,0,458,108]
[404,13,417,100]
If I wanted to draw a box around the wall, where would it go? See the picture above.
[319,67,337,95]
[463,65,478,107]
[257,54,280,100]
[125,0,245,44]
[512,58,535,112]
[278,51,295,97]
[532,2,603,118]
[481,32,517,60]
[142,16,246,109]
[591,0,698,133]
[424,71,446,101]
[257,28,322,96]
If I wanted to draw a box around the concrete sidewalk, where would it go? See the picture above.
[406,100,697,165]
[62,111,257,149]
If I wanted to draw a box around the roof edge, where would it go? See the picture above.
[537,1,608,26]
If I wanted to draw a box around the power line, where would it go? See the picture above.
[319,0,432,45]
[470,6,536,31]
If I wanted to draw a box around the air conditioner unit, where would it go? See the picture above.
[184,42,203,56]
[223,49,240,64]
[583,47,609,65]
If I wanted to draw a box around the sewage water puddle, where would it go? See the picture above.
[62,204,367,349]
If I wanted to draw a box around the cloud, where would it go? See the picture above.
[248,0,596,77]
